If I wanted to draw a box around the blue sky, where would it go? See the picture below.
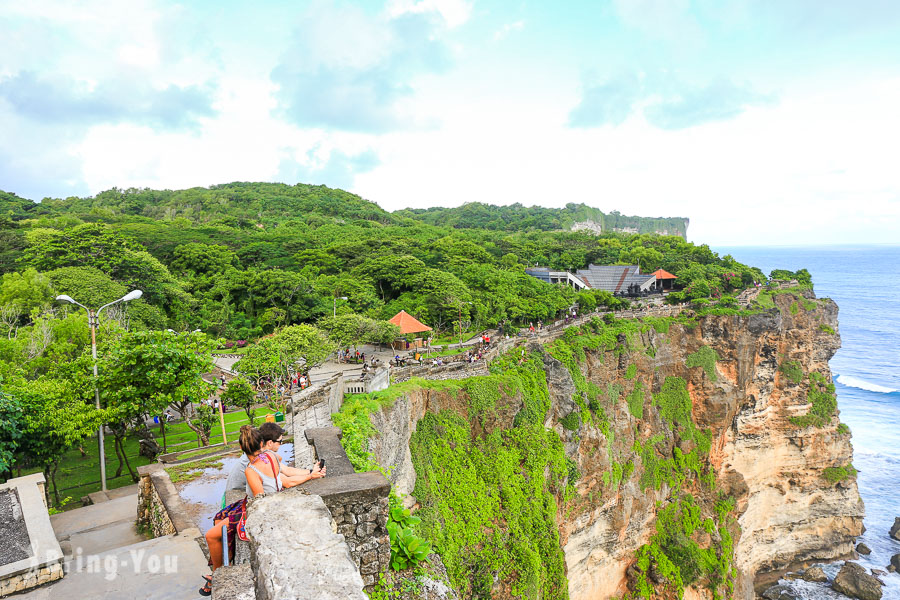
[1,0,899,245]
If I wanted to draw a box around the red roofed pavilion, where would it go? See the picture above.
[388,310,432,334]
[651,269,677,291]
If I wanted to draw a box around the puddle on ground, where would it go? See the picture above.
[175,443,294,532]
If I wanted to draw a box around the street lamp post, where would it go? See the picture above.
[56,290,143,492]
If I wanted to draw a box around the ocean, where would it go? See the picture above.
[717,245,900,599]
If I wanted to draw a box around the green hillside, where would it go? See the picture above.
[0,182,752,341]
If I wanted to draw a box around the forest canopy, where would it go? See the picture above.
[0,182,759,339]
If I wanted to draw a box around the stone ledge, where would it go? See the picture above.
[246,491,367,600]
[305,427,356,477]
[212,563,255,600]
[303,471,390,505]
[0,474,64,583]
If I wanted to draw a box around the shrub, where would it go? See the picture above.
[686,346,719,382]
[790,372,837,428]
[823,464,857,484]
[778,360,803,385]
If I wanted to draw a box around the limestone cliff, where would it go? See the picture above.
[355,290,862,599]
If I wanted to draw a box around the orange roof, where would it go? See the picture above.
[388,310,432,334]
[652,269,677,280]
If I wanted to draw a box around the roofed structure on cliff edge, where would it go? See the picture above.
[651,268,678,291]
[575,264,658,294]
[388,310,432,334]
[524,267,589,290]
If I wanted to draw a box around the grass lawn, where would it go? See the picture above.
[419,346,470,359]
[430,330,479,347]
[19,405,277,510]
[213,345,250,355]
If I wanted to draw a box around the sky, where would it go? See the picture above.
[1,0,899,246]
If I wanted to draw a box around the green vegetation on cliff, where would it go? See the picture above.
[790,372,838,428]
[336,350,573,599]
[823,464,857,484]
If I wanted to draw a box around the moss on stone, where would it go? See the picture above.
[778,360,804,385]
[823,464,857,484]
[686,346,719,382]
[790,372,838,428]
[627,381,645,419]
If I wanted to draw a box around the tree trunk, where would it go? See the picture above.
[42,467,51,506]
[160,418,166,454]
[113,435,124,478]
[50,461,60,507]
[118,436,138,482]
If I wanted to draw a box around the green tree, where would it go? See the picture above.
[99,330,217,471]
[318,314,377,353]
[235,324,334,412]
[170,243,239,277]
[0,267,54,316]
[4,374,101,505]
[0,389,23,477]
[221,377,257,426]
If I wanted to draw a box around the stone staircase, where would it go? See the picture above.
[18,487,209,600]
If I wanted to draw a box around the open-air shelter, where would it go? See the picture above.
[388,310,432,350]
[651,269,678,291]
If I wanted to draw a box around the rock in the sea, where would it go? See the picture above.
[762,584,799,600]
[832,562,883,600]
[857,542,872,555]
[890,517,900,541]
[889,553,900,572]
[802,566,828,582]
[871,569,887,577]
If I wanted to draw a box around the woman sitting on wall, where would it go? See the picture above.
[200,426,325,596]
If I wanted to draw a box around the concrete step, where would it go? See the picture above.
[19,532,211,600]
[50,493,138,542]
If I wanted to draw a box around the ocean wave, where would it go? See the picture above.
[835,374,898,394]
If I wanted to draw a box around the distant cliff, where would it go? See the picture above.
[397,202,689,238]
[346,290,860,599]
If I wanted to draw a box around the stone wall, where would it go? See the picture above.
[343,367,390,395]
[0,561,64,596]
[0,474,65,596]
[290,373,343,416]
[136,464,198,539]
[304,472,392,588]
[392,360,490,384]
[245,488,368,600]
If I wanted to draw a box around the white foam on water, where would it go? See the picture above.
[836,374,898,394]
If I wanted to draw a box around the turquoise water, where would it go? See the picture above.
[718,245,900,598]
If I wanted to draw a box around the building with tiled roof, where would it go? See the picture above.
[651,269,678,291]
[524,268,589,290]
[575,265,658,294]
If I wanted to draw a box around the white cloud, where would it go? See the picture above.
[387,0,473,28]
[353,75,900,246]
[493,20,524,41]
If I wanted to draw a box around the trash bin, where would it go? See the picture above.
[265,413,275,423]
[274,411,284,423]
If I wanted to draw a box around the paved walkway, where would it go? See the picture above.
[50,492,145,558]
[290,400,334,470]
[22,489,209,599]
[19,533,209,600]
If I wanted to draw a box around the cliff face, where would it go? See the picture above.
[558,292,863,599]
[360,291,862,599]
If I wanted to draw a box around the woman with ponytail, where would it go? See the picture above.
[200,425,323,595]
